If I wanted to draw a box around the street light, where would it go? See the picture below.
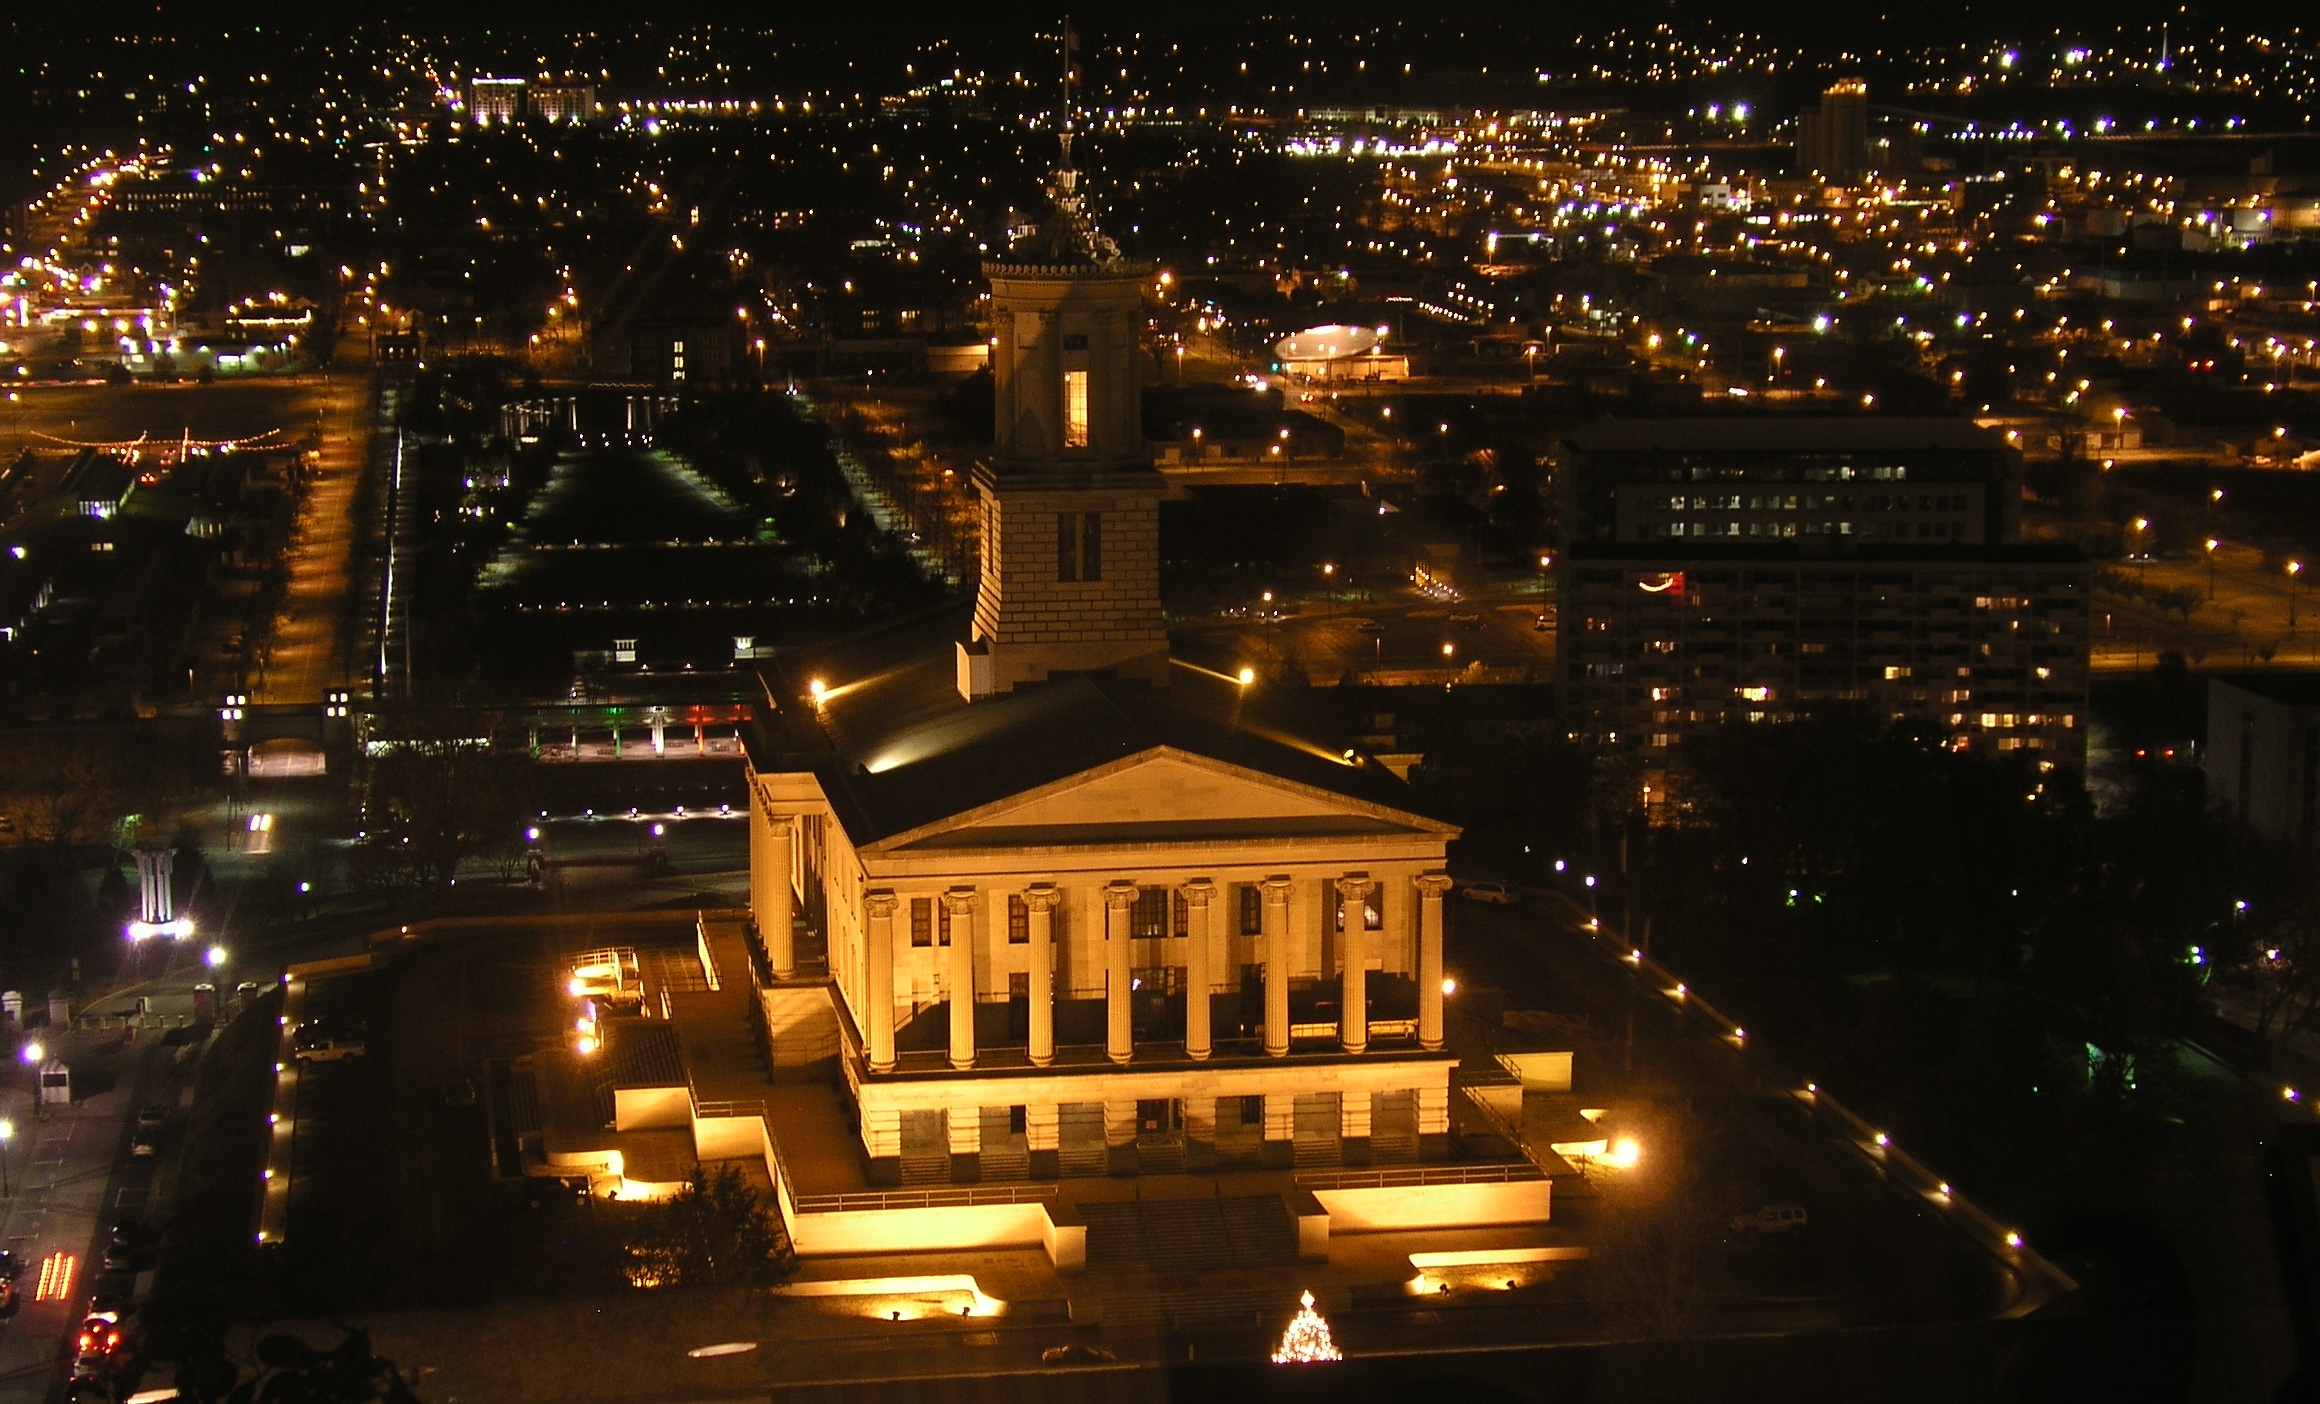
[2206,538,2220,600]
[205,945,228,969]
[0,1119,12,1197]
[2292,560,2306,629]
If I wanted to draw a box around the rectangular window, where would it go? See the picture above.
[1079,512,1102,580]
[1007,893,1029,944]
[910,897,933,948]
[1241,1094,1265,1125]
[1132,886,1170,940]
[1238,883,1264,936]
[1062,369,1090,448]
[1057,512,1080,582]
[1055,512,1102,583]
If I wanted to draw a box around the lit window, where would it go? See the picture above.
[1062,369,1089,448]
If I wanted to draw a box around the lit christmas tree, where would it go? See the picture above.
[1270,1290,1343,1364]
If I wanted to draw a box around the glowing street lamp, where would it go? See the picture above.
[2292,560,2306,629]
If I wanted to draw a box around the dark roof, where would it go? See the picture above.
[1560,540,2089,567]
[1563,418,2008,455]
[2212,672,2320,707]
[750,605,1449,848]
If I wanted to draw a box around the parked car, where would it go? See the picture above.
[135,1105,167,1133]
[102,1220,144,1272]
[76,1311,124,1356]
[1459,880,1517,904]
[1729,1203,1809,1235]
[129,1128,158,1158]
[292,1021,366,1062]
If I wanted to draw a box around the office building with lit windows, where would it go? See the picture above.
[1559,541,2090,767]
[1556,419,2023,548]
[1556,419,2086,768]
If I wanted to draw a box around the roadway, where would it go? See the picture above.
[253,373,372,705]
[0,969,215,1404]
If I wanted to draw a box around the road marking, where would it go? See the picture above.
[33,1252,73,1302]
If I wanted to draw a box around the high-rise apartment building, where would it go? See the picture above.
[1794,79,1871,182]
[467,77,524,126]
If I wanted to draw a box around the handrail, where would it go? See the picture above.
[1298,1162,1542,1190]
[794,1183,1058,1214]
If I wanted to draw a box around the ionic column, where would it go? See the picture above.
[1180,879,1216,1059]
[943,888,979,1070]
[1103,881,1138,1064]
[749,791,796,979]
[863,890,898,1072]
[1260,876,1294,1057]
[1336,873,1371,1054]
[1416,872,1452,1051]
[1025,884,1060,1067]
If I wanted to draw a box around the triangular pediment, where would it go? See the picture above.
[869,746,1454,853]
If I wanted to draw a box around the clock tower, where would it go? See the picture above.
[958,131,1166,699]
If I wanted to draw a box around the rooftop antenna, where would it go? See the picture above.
[1059,16,1077,176]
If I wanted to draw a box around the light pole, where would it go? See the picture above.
[2207,538,2220,600]
[0,1119,12,1197]
[19,1042,39,1122]
[2291,560,2305,630]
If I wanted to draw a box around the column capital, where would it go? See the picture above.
[942,887,981,915]
[1335,872,1374,901]
[1102,880,1140,910]
[1023,883,1062,913]
[863,889,900,918]
[1259,874,1295,899]
[1415,871,1454,897]
[1177,877,1216,906]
